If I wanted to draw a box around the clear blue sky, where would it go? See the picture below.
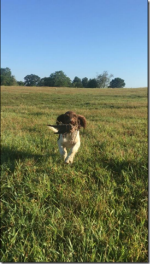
[1,0,148,87]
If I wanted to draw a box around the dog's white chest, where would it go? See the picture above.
[60,130,79,148]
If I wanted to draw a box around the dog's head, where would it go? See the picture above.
[56,111,86,130]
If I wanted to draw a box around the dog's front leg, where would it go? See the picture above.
[65,141,80,164]
[58,143,67,161]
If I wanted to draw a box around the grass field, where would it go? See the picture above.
[1,86,148,262]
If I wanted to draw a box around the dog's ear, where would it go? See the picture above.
[78,115,86,129]
[56,114,66,124]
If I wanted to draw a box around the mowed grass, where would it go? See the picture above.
[1,86,148,262]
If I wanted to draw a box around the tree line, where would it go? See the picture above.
[0,67,126,88]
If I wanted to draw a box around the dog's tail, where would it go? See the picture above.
[47,125,58,133]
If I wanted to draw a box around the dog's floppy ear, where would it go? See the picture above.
[56,114,66,124]
[78,115,86,129]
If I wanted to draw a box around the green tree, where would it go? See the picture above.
[97,71,113,88]
[17,81,24,86]
[49,71,71,87]
[24,74,41,86]
[109,77,125,88]
[87,78,98,88]
[72,76,83,87]
[0,67,17,85]
[38,77,51,86]
[82,77,88,88]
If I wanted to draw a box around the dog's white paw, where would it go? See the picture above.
[65,156,73,164]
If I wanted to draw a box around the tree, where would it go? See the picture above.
[109,78,125,88]
[38,77,51,86]
[48,71,71,87]
[24,74,41,86]
[72,76,83,87]
[82,77,88,88]
[0,67,17,85]
[17,81,24,86]
[87,78,98,88]
[96,71,113,88]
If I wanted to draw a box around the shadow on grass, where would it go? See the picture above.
[92,142,148,184]
[1,146,57,173]
[100,156,148,182]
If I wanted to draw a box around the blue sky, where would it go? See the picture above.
[1,0,147,87]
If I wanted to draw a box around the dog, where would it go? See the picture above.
[48,111,86,164]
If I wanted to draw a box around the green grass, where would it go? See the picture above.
[1,86,148,262]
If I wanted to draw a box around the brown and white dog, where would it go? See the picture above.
[48,111,86,163]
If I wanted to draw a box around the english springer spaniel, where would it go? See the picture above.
[48,111,86,164]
